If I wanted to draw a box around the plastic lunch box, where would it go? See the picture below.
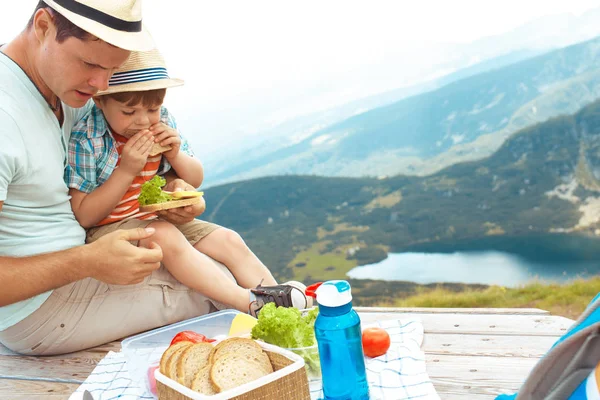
[121,309,242,397]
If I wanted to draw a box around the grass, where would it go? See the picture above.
[288,241,359,282]
[391,277,600,319]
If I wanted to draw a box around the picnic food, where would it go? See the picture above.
[176,342,214,387]
[150,142,172,156]
[362,327,391,358]
[170,330,216,345]
[138,176,203,213]
[228,313,259,336]
[251,303,321,376]
[159,336,274,395]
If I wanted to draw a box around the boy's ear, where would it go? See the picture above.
[93,97,104,109]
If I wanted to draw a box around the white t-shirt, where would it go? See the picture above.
[0,52,90,331]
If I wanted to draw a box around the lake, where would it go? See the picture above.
[346,234,600,287]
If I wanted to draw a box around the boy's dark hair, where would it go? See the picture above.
[99,89,167,108]
[27,0,91,43]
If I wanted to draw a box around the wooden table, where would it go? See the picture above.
[0,307,575,399]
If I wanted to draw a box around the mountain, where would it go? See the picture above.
[205,35,600,185]
[204,100,600,283]
[202,48,545,186]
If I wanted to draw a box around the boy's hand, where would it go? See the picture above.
[157,179,206,224]
[120,130,154,177]
[150,122,180,160]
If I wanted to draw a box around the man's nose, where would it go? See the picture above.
[88,70,112,91]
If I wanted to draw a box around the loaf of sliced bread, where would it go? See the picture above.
[210,352,273,392]
[159,342,191,376]
[208,337,264,364]
[190,365,217,395]
[176,342,213,388]
[165,343,193,379]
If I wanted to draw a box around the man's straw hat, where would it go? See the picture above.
[42,0,154,51]
[96,48,184,95]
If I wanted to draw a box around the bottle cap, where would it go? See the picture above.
[315,280,352,307]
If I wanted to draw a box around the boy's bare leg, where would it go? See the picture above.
[193,228,277,288]
[139,222,250,312]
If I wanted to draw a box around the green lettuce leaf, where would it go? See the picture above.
[138,176,173,206]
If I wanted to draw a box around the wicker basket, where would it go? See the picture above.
[156,344,310,400]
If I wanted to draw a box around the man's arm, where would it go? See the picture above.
[0,198,163,307]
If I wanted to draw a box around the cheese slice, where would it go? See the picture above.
[228,313,258,337]
[165,191,204,199]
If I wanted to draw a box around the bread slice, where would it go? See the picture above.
[176,342,213,388]
[165,343,193,379]
[208,338,264,364]
[191,365,217,395]
[139,196,201,213]
[150,143,172,156]
[159,342,191,376]
[209,352,273,392]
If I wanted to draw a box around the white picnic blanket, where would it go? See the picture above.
[310,318,440,400]
[70,318,439,400]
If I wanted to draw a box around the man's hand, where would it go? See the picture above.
[158,179,206,224]
[120,130,154,177]
[86,227,163,285]
[150,122,180,160]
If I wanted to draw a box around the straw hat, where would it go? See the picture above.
[42,0,154,51]
[96,48,184,95]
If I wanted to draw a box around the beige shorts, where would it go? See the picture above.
[86,218,221,246]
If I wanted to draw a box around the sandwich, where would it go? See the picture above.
[150,142,172,157]
[139,176,203,213]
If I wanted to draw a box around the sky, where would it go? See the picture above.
[2,0,600,160]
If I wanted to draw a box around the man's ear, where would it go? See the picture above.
[32,8,55,45]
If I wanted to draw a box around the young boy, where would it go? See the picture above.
[64,49,310,316]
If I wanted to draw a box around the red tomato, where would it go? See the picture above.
[147,365,159,395]
[362,327,391,358]
[169,330,216,345]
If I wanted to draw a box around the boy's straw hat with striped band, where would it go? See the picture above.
[42,0,154,51]
[96,49,184,95]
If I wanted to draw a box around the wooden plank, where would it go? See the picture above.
[359,312,574,336]
[355,307,550,315]
[0,340,120,357]
[0,341,120,381]
[0,378,79,399]
[427,354,538,398]
[0,332,557,383]
[423,333,556,358]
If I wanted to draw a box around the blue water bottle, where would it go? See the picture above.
[314,280,369,400]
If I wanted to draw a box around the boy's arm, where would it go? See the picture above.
[152,109,204,188]
[67,130,155,228]
[165,152,204,188]
[69,167,136,228]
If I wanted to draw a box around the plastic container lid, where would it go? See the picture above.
[121,309,242,398]
[315,280,352,307]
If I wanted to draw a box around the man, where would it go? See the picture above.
[0,0,233,356]
[0,0,310,356]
